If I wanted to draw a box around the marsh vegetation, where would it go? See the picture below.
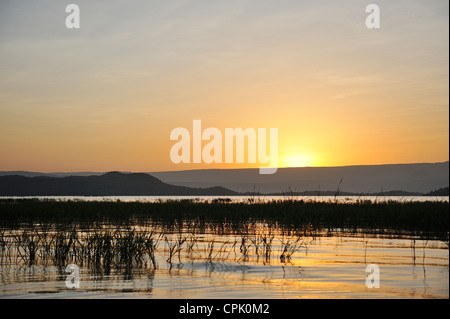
[0,198,448,298]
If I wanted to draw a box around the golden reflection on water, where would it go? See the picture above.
[0,224,448,299]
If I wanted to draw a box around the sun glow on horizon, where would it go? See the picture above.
[279,153,317,168]
[0,1,448,173]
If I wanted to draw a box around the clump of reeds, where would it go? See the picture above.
[279,232,305,263]
[1,198,448,240]
[164,232,186,266]
[0,197,448,277]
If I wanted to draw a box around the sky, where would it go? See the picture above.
[0,0,448,172]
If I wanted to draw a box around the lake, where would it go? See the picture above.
[0,197,448,299]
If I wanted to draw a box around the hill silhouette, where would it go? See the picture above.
[425,187,449,196]
[150,161,449,194]
[0,172,237,196]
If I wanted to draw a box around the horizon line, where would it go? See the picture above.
[1,160,448,175]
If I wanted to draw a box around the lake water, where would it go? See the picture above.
[0,224,448,299]
[0,196,448,299]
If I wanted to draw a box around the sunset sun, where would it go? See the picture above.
[280,153,316,168]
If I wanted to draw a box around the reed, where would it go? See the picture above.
[279,233,304,263]
[0,198,447,240]
[0,197,448,279]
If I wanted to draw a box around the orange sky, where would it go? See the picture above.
[0,1,448,172]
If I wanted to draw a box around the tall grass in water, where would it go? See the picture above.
[0,198,447,240]
[0,226,162,276]
[0,198,448,277]
[13,230,40,266]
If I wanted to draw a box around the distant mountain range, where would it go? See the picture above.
[0,161,448,196]
[0,172,237,196]
[150,161,449,194]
